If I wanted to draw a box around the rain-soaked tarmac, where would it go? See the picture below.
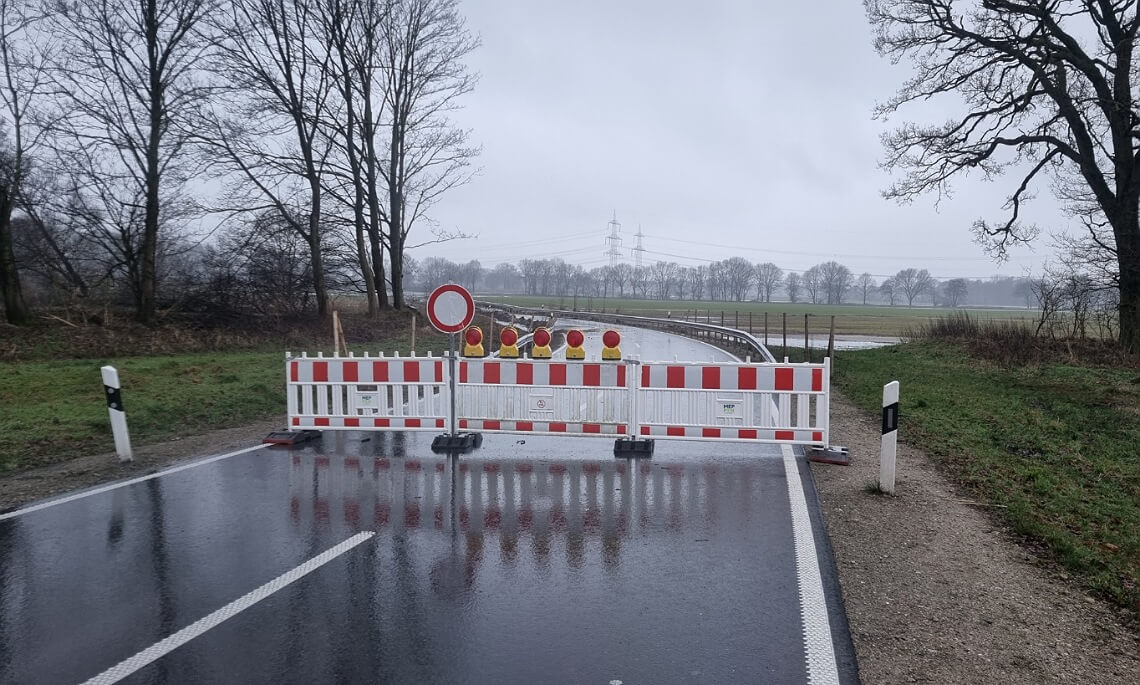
[0,325,858,685]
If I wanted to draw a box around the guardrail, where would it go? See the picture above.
[475,300,778,363]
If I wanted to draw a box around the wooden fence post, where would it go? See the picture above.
[804,313,810,363]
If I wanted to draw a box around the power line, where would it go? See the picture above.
[646,234,1039,263]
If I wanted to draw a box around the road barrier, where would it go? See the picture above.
[288,354,447,430]
[285,353,830,449]
[637,358,828,444]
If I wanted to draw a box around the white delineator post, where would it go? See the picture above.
[880,380,899,494]
[101,365,133,462]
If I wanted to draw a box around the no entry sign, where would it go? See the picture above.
[426,284,475,333]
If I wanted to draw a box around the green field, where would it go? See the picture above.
[477,295,1037,337]
[0,327,448,473]
[832,342,1140,612]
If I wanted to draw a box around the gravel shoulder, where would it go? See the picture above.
[814,393,1139,684]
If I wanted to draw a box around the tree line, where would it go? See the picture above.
[0,0,477,326]
[413,255,1062,309]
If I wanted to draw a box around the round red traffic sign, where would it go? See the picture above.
[426,284,475,333]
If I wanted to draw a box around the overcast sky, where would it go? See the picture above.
[421,0,1065,280]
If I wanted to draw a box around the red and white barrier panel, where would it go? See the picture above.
[456,359,633,437]
[636,358,829,446]
[288,354,447,431]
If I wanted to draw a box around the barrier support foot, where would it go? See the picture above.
[614,438,654,458]
[807,445,849,466]
[431,432,482,454]
[263,430,322,446]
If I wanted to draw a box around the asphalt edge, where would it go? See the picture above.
[796,452,862,685]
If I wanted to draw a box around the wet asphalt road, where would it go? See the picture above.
[0,325,857,685]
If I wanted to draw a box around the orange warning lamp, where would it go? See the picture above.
[565,329,585,359]
[462,326,484,357]
[601,329,621,360]
[499,326,520,358]
[531,327,552,359]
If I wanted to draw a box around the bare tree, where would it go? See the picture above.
[205,0,341,318]
[893,267,933,306]
[0,0,44,323]
[649,260,678,299]
[944,278,968,307]
[868,1,1140,351]
[610,262,632,297]
[802,266,823,304]
[687,264,707,300]
[317,0,382,315]
[785,271,801,303]
[719,256,754,301]
[417,255,457,292]
[754,261,783,302]
[856,272,876,305]
[818,260,853,304]
[0,1,90,307]
[380,0,478,309]
[880,277,898,306]
[48,0,215,323]
[459,257,481,291]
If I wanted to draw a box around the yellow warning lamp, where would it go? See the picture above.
[462,326,485,357]
[565,329,586,359]
[601,329,622,360]
[498,326,520,358]
[531,327,552,359]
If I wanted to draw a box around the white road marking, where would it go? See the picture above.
[81,531,376,685]
[0,444,268,521]
[781,443,840,685]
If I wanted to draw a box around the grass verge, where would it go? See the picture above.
[1,320,448,473]
[832,341,1139,612]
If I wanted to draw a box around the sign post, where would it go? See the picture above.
[880,381,900,494]
[426,284,480,453]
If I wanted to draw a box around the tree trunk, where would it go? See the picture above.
[390,198,405,308]
[355,219,377,316]
[339,64,376,314]
[309,180,328,318]
[388,115,406,309]
[137,0,161,326]
[0,185,31,324]
[1113,208,1140,353]
[364,123,387,309]
[138,149,160,325]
